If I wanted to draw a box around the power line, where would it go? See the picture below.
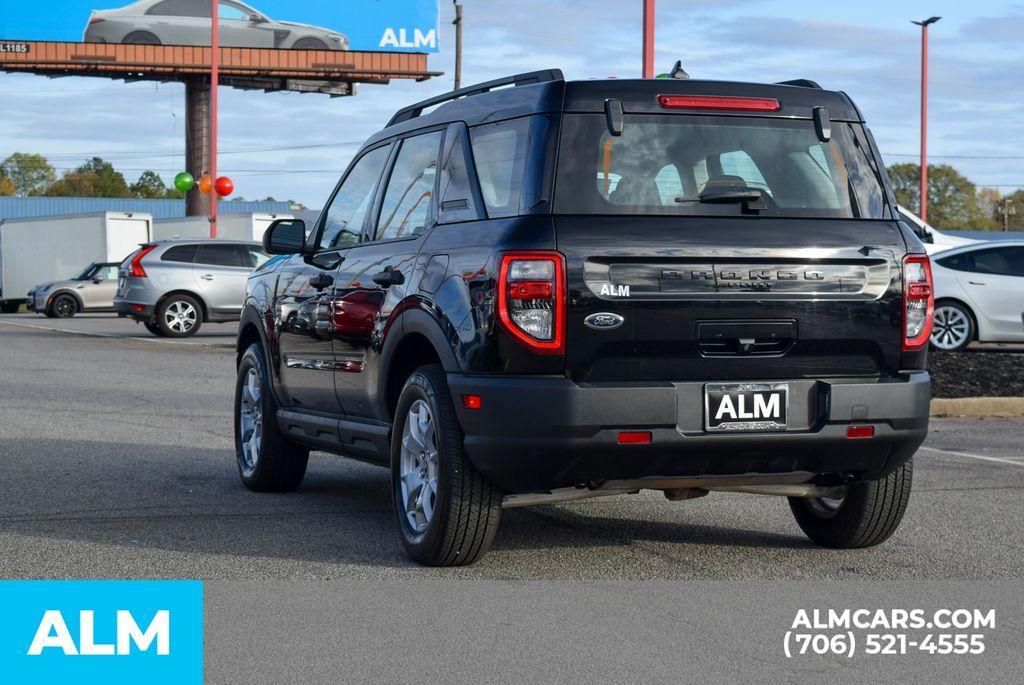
[882,152,1024,160]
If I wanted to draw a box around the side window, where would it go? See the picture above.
[161,244,198,263]
[437,126,480,224]
[970,248,1021,277]
[320,145,391,250]
[376,131,442,241]
[195,243,246,268]
[470,118,529,218]
[98,266,119,280]
[218,2,249,21]
[148,0,212,17]
[937,253,973,272]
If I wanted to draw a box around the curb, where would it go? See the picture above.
[930,397,1024,418]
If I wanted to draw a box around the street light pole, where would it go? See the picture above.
[913,16,940,224]
[642,0,655,78]
[209,0,219,238]
[453,1,463,90]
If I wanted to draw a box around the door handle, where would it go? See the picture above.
[968,281,986,286]
[201,274,215,281]
[372,268,405,287]
[309,273,335,291]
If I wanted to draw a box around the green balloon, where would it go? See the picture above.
[174,172,195,193]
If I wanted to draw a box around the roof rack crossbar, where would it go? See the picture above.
[775,79,822,89]
[386,69,564,127]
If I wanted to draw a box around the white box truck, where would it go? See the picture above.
[0,212,152,312]
[151,212,291,244]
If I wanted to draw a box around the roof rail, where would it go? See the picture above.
[386,69,565,127]
[776,79,823,89]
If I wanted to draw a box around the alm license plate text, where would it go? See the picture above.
[704,383,788,432]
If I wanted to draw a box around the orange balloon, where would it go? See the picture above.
[198,174,213,195]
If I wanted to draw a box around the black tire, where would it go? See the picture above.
[123,31,161,45]
[391,364,502,566]
[234,343,309,492]
[293,37,328,49]
[49,294,78,319]
[0,301,20,314]
[144,322,166,337]
[789,460,913,548]
[930,300,975,351]
[156,294,203,338]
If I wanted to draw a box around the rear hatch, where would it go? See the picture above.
[552,93,907,383]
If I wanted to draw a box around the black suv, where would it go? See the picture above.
[235,70,932,566]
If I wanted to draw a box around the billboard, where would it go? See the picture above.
[0,0,439,53]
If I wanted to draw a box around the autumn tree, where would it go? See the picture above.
[0,153,56,196]
[46,157,132,198]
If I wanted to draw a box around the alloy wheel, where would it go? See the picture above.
[165,300,198,334]
[399,399,439,534]
[238,368,263,473]
[931,305,970,350]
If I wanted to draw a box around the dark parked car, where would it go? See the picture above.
[235,70,933,565]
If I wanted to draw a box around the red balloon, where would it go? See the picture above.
[197,174,213,195]
[214,176,234,197]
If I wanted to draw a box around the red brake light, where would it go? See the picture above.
[846,425,875,439]
[902,254,934,352]
[461,394,482,410]
[89,17,106,25]
[617,431,652,445]
[497,252,565,354]
[129,244,157,278]
[657,95,781,112]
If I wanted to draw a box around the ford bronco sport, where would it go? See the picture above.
[235,70,932,566]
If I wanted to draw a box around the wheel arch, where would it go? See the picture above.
[48,289,84,313]
[379,307,461,421]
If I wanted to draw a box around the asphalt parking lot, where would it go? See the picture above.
[2,313,1022,582]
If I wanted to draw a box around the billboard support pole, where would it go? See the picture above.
[184,77,210,218]
[913,16,940,224]
[642,0,655,78]
[209,0,219,238]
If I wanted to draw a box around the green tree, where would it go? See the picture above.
[46,157,132,198]
[995,189,1024,231]
[0,153,56,196]
[886,163,990,230]
[130,170,169,199]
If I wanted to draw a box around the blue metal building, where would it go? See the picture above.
[0,197,295,222]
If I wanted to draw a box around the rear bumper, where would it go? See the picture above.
[447,372,930,493]
[114,300,155,321]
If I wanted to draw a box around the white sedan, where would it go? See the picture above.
[930,241,1024,350]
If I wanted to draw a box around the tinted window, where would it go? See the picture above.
[471,118,529,218]
[556,114,886,218]
[219,2,249,20]
[437,127,479,224]
[970,247,1024,276]
[320,145,390,250]
[241,247,271,268]
[376,131,442,241]
[148,0,212,17]
[195,244,247,268]
[161,244,198,263]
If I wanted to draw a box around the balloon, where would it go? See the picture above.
[173,172,195,193]
[214,176,234,197]
[198,175,213,195]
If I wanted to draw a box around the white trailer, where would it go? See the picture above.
[151,212,292,244]
[0,212,152,311]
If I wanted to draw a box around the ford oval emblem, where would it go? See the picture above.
[585,312,625,330]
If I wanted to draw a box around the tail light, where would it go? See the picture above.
[88,17,106,25]
[497,252,565,354]
[902,254,934,351]
[129,244,157,279]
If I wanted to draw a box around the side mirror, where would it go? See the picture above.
[92,277,103,284]
[263,219,308,255]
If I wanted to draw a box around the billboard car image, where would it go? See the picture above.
[0,0,439,52]
[84,0,349,50]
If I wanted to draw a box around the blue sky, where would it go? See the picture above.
[1,0,1022,208]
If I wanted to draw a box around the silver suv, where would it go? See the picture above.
[115,239,270,337]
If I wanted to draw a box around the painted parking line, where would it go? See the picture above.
[920,446,1024,468]
[0,319,233,348]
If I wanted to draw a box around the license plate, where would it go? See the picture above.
[704,383,788,432]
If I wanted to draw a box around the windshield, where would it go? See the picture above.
[554,114,887,219]
[72,264,98,280]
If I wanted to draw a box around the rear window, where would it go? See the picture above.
[161,244,198,263]
[470,118,530,218]
[555,114,886,219]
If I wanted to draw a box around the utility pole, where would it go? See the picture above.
[209,0,219,238]
[642,0,655,78]
[1001,198,1017,231]
[912,16,940,223]
[453,1,463,90]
